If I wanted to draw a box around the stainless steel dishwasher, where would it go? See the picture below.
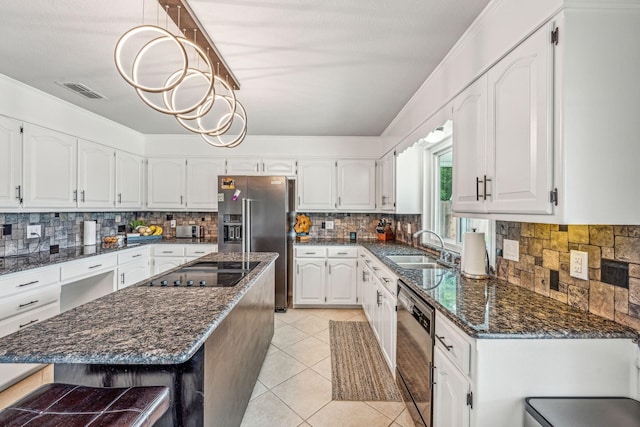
[396,279,435,427]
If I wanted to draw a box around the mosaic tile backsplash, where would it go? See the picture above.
[496,221,640,332]
[304,212,421,243]
[0,212,217,257]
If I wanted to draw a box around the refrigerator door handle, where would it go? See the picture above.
[246,199,252,253]
[241,198,247,254]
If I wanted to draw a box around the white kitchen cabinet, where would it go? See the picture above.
[377,151,395,212]
[153,257,184,275]
[185,244,217,259]
[296,159,336,211]
[337,159,376,211]
[452,23,553,216]
[379,283,396,371]
[294,258,326,305]
[115,150,145,209]
[433,346,471,427]
[147,157,186,209]
[226,157,261,175]
[395,145,422,214]
[118,258,150,289]
[262,158,296,176]
[326,258,357,304]
[22,124,77,209]
[0,116,22,209]
[452,75,488,213]
[186,158,225,211]
[77,139,115,209]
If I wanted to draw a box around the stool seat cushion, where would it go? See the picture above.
[0,383,170,427]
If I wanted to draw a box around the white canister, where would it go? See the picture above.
[461,232,488,279]
[83,220,97,246]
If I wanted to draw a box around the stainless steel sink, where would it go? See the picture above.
[386,255,439,269]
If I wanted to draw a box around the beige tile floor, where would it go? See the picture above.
[240,308,415,427]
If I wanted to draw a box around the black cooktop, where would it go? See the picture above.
[143,261,260,288]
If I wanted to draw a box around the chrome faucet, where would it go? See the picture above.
[412,229,449,263]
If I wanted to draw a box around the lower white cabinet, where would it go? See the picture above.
[153,257,184,275]
[118,259,150,289]
[433,346,471,427]
[151,244,217,274]
[294,246,358,306]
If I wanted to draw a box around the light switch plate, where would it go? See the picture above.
[170,220,177,228]
[27,225,41,238]
[503,239,519,262]
[325,221,334,230]
[570,250,589,280]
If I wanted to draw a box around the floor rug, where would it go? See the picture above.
[329,320,402,401]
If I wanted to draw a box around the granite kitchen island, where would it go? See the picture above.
[0,252,278,427]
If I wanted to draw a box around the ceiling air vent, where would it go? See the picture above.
[56,82,108,100]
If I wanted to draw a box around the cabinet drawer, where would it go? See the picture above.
[435,312,471,375]
[117,246,150,264]
[0,301,60,338]
[0,284,61,322]
[152,245,186,257]
[60,254,117,282]
[294,247,326,258]
[0,266,60,298]
[327,247,357,258]
[185,245,217,257]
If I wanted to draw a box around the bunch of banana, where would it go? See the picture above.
[149,225,163,236]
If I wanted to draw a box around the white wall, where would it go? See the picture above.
[381,0,563,154]
[0,74,145,155]
[144,134,381,158]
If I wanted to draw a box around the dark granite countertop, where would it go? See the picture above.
[0,238,218,276]
[0,251,276,365]
[295,239,638,340]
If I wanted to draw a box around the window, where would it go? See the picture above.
[420,121,492,256]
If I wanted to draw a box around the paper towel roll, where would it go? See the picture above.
[461,232,487,279]
[83,221,97,246]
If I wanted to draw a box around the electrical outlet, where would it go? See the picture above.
[570,250,589,280]
[115,214,121,223]
[27,225,41,239]
[325,221,334,230]
[170,220,177,228]
[503,239,519,262]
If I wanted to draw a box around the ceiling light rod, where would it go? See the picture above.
[158,0,240,90]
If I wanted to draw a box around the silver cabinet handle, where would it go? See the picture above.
[298,196,301,206]
[118,193,122,203]
[328,264,332,274]
[132,254,142,258]
[161,251,173,254]
[194,251,205,254]
[256,162,260,173]
[338,196,341,206]
[305,252,316,255]
[376,290,382,306]
[19,319,39,328]
[476,176,482,201]
[81,190,85,202]
[73,189,78,201]
[121,273,125,284]
[262,163,265,172]
[19,300,39,308]
[18,280,39,288]
[436,334,453,351]
[88,264,102,269]
[337,252,348,255]
[180,195,183,204]
[15,185,22,202]
[296,264,300,274]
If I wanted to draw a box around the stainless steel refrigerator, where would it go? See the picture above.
[217,175,290,312]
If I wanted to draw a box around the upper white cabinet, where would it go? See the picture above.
[186,158,225,210]
[377,151,395,211]
[115,150,145,209]
[395,145,422,214]
[77,140,115,209]
[226,158,297,176]
[0,116,22,209]
[147,158,186,209]
[337,159,376,211]
[297,159,336,211]
[23,124,77,209]
[453,23,553,215]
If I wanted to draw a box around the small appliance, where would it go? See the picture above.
[176,225,201,238]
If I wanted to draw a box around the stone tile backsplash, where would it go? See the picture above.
[304,212,421,243]
[496,221,640,332]
[0,212,218,257]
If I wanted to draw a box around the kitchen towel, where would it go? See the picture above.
[461,231,487,278]
[83,221,97,246]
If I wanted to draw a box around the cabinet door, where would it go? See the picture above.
[337,160,376,211]
[153,257,185,275]
[378,152,396,211]
[115,151,144,209]
[77,140,115,209]
[380,286,397,372]
[486,25,553,214]
[226,157,261,175]
[147,158,186,209]
[326,258,357,304]
[0,117,22,209]
[118,258,150,289]
[186,158,225,211]
[396,146,422,214]
[294,259,325,305]
[433,346,471,427]
[452,75,488,213]
[262,159,296,176]
[23,124,77,208]
[296,159,336,210]
[371,279,382,341]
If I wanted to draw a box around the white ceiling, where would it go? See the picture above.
[0,0,490,136]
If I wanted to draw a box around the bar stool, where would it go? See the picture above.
[0,383,170,426]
